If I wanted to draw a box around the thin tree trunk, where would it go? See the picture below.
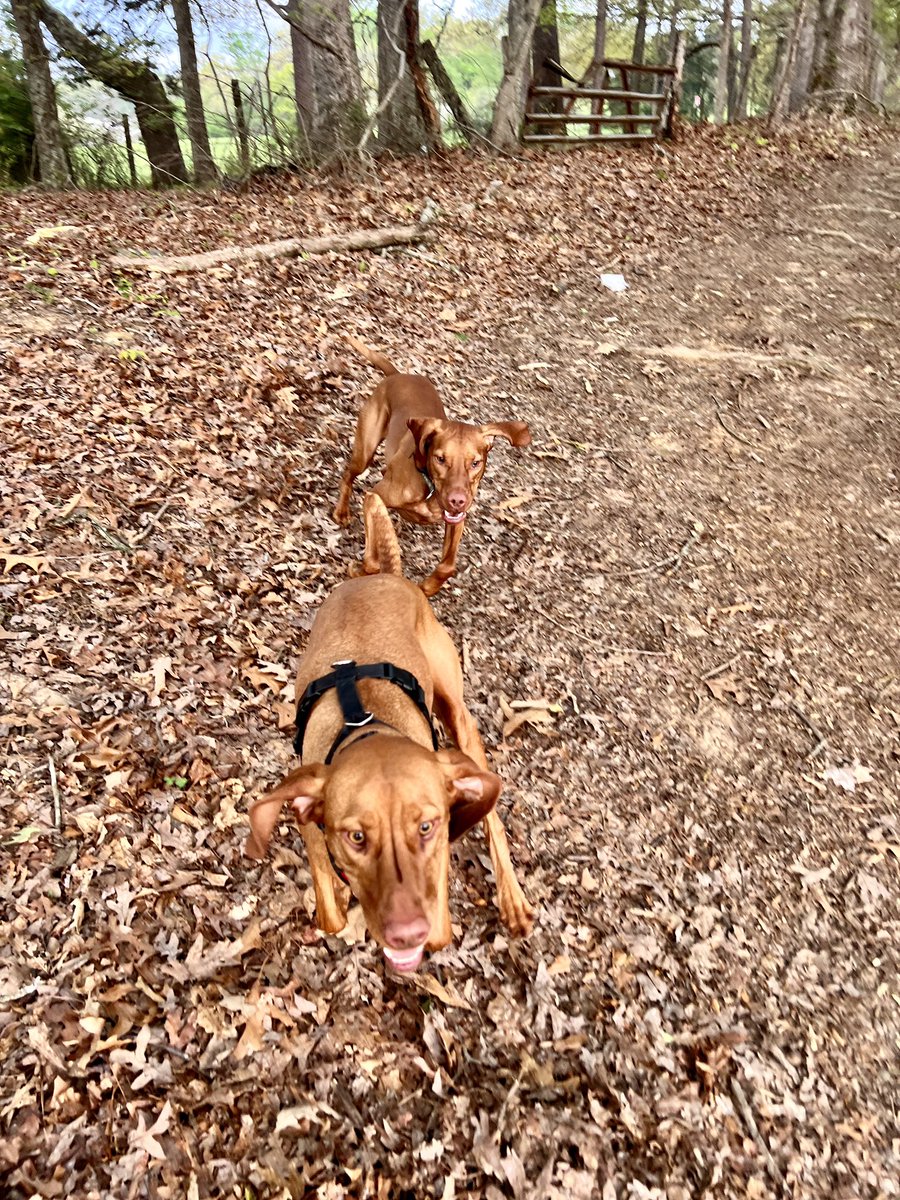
[122,114,138,185]
[377,0,425,152]
[771,0,809,119]
[9,0,70,187]
[231,79,250,174]
[420,39,475,142]
[171,0,216,182]
[588,0,607,132]
[402,0,442,151]
[736,0,753,117]
[668,1,682,60]
[633,0,649,63]
[713,0,733,122]
[490,0,544,152]
[35,0,188,185]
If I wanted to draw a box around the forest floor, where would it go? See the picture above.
[1,119,899,1200]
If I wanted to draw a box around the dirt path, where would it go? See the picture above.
[2,133,898,1199]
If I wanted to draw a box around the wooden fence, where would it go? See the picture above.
[523,44,685,148]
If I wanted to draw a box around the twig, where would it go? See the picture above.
[701,651,744,681]
[716,405,757,447]
[729,1077,785,1186]
[612,524,702,579]
[48,754,61,829]
[782,227,884,256]
[788,702,827,760]
[492,1066,525,1144]
[132,495,183,545]
[532,603,666,655]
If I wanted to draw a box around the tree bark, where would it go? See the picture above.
[110,222,436,274]
[171,0,216,182]
[735,0,753,117]
[287,0,315,154]
[771,0,809,120]
[490,0,544,152]
[35,0,188,185]
[713,0,733,122]
[789,0,817,111]
[588,0,607,132]
[420,39,475,142]
[9,0,70,187]
[377,0,425,153]
[532,0,563,114]
[632,0,649,64]
[402,0,442,151]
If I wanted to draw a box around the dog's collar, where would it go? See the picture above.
[294,659,440,765]
[419,467,435,500]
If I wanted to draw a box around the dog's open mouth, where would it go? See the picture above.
[442,510,467,525]
[383,944,425,973]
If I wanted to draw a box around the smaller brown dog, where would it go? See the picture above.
[333,337,531,596]
[246,493,533,972]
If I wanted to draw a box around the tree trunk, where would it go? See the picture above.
[402,0,442,151]
[420,39,475,142]
[588,0,607,131]
[263,0,363,158]
[771,0,809,120]
[632,0,649,64]
[171,0,216,182]
[377,0,425,153]
[35,0,188,185]
[811,0,874,97]
[490,0,544,152]
[735,0,753,117]
[790,0,817,111]
[713,0,733,122]
[287,0,315,155]
[532,0,563,115]
[9,0,70,187]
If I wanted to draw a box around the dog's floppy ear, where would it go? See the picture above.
[437,748,502,842]
[480,421,532,449]
[407,417,444,470]
[245,764,329,859]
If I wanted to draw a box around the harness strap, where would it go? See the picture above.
[294,660,439,763]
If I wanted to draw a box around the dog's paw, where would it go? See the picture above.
[332,504,352,527]
[499,883,535,939]
[347,560,367,578]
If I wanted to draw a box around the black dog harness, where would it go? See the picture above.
[294,659,439,764]
[294,660,440,885]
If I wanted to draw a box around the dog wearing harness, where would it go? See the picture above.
[246,493,534,972]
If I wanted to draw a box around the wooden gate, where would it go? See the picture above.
[523,49,684,147]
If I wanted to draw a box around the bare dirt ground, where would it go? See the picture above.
[1,124,899,1200]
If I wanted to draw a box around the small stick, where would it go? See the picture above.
[716,406,757,447]
[788,702,827,760]
[612,525,701,578]
[532,604,666,655]
[729,1077,784,1186]
[48,754,61,829]
[701,651,744,681]
[132,495,182,545]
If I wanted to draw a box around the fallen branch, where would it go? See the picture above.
[611,523,703,579]
[729,1077,785,1186]
[782,226,885,256]
[631,343,838,376]
[110,222,437,274]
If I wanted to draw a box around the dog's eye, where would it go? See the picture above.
[419,820,434,837]
[347,830,366,847]
[471,458,482,469]
[434,453,446,465]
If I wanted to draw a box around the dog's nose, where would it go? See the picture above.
[384,914,430,950]
[446,490,467,513]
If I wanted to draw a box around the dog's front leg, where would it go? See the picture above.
[420,520,465,597]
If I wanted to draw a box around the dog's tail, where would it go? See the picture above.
[345,334,398,377]
[363,492,402,576]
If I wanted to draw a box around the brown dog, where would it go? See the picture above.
[246,493,533,972]
[332,337,531,596]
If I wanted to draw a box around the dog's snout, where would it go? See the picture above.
[446,490,467,513]
[384,914,430,950]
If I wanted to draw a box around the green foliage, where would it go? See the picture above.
[0,50,35,185]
